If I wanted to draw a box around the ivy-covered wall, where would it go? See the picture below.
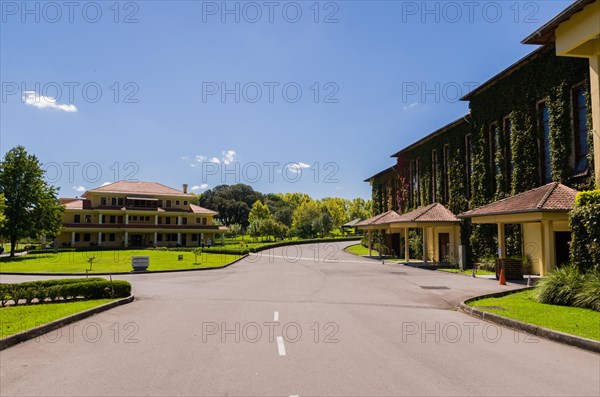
[370,45,594,265]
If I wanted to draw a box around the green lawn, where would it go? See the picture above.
[0,249,241,273]
[345,244,379,257]
[469,290,600,341]
[0,299,114,338]
[439,268,496,276]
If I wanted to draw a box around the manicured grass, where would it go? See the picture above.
[438,268,496,276]
[469,290,600,341]
[0,249,241,273]
[345,244,379,257]
[0,299,114,338]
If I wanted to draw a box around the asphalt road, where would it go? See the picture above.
[1,242,599,396]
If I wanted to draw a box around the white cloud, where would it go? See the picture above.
[286,162,312,174]
[402,102,419,110]
[73,186,86,193]
[191,184,209,191]
[222,150,237,165]
[209,157,221,164]
[23,91,77,113]
[101,182,111,186]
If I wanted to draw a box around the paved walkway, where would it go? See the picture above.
[1,242,598,396]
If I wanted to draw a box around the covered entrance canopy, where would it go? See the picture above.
[356,204,461,264]
[388,203,461,265]
[459,182,578,276]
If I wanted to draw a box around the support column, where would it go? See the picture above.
[404,227,410,263]
[368,230,372,256]
[99,214,103,224]
[422,227,428,264]
[125,214,129,225]
[542,220,556,276]
[155,215,158,225]
[497,223,506,259]
[154,232,158,246]
[177,232,182,245]
[98,232,103,246]
[124,232,129,247]
[590,54,600,188]
[71,232,76,246]
[178,216,182,226]
[221,233,225,246]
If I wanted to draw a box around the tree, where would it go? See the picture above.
[226,223,243,239]
[248,200,271,224]
[321,197,349,229]
[198,184,262,226]
[348,198,371,221]
[292,200,322,239]
[193,247,203,265]
[261,218,280,241]
[0,146,64,257]
[247,220,263,241]
[0,194,5,228]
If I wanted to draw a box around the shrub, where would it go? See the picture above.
[570,190,600,271]
[574,268,600,312]
[535,266,585,306]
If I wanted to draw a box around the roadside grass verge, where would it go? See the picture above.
[468,289,600,341]
[0,299,114,338]
[345,244,378,257]
[0,250,241,273]
[438,268,496,276]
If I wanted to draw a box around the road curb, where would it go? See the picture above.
[459,289,600,354]
[0,295,135,350]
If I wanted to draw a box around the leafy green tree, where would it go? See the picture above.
[247,220,263,241]
[292,200,322,238]
[313,211,333,237]
[248,200,271,224]
[198,184,263,226]
[321,197,348,229]
[0,146,64,257]
[0,194,5,227]
[193,247,203,264]
[261,218,281,241]
[348,198,371,221]
[226,223,243,238]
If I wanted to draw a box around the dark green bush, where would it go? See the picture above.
[0,278,131,306]
[535,266,585,306]
[570,191,600,271]
[574,268,600,312]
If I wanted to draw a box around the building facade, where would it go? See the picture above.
[57,181,226,248]
[366,4,596,268]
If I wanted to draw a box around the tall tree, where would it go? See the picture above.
[0,146,64,256]
[248,200,271,224]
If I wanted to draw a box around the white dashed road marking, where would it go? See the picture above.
[277,336,286,356]
[274,311,279,321]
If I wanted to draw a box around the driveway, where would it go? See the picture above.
[1,242,598,396]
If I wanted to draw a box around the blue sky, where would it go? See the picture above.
[0,0,572,199]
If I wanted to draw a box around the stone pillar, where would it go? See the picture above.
[422,227,428,264]
[590,54,600,188]
[155,215,158,225]
[542,220,556,276]
[124,232,129,247]
[177,233,182,245]
[404,227,410,263]
[154,232,158,246]
[71,232,76,246]
[98,232,103,246]
[125,214,129,225]
[497,223,506,259]
[99,214,103,224]
[177,216,182,226]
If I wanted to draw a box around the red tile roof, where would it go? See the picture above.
[459,183,579,218]
[394,203,460,223]
[190,204,218,215]
[356,210,403,227]
[62,198,91,210]
[85,181,193,197]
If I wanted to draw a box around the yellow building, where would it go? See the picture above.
[523,0,600,188]
[57,181,226,248]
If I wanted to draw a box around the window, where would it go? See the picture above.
[74,214,81,223]
[158,200,163,207]
[184,201,188,206]
[83,233,91,242]
[118,216,123,223]
[192,234,197,241]
[111,197,117,206]
[465,134,473,199]
[443,145,449,202]
[166,200,172,208]
[489,123,501,191]
[196,217,201,224]
[85,215,92,224]
[504,116,513,188]
[431,149,438,201]
[158,217,163,225]
[538,102,552,183]
[573,85,589,176]
[176,201,180,206]
[182,218,188,225]
[75,233,80,242]
[117,198,124,206]
[110,215,116,224]
[166,217,171,225]
[109,233,116,242]
[202,217,208,226]
[157,234,163,242]
[100,197,107,205]
[132,216,137,221]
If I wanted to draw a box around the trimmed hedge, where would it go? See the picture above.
[570,190,600,271]
[0,278,131,306]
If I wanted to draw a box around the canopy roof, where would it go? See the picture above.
[459,183,578,219]
[342,218,363,227]
[392,203,460,224]
[356,211,403,228]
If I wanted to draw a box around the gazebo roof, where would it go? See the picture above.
[356,210,403,227]
[459,183,578,219]
[392,203,460,224]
